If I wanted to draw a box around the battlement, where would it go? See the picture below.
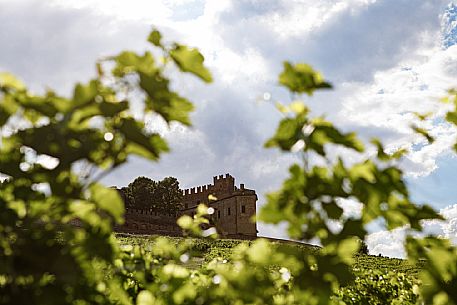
[183,184,212,195]
[182,173,235,197]
[213,173,233,183]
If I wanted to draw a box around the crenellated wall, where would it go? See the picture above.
[181,173,236,209]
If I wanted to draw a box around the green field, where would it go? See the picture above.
[116,233,423,276]
[115,233,424,303]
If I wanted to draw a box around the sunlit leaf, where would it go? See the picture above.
[119,118,169,160]
[279,62,331,95]
[147,29,162,47]
[170,45,212,82]
[0,72,25,90]
[90,183,124,223]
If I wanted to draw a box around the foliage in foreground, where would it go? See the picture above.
[116,234,422,304]
[1,28,457,304]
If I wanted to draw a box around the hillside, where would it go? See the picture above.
[116,234,423,277]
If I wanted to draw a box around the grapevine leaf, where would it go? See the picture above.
[170,45,212,82]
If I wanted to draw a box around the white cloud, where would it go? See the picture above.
[431,204,457,243]
[366,227,408,258]
[366,203,457,258]
[337,198,363,219]
[337,43,457,177]
[48,0,174,23]
[248,0,377,40]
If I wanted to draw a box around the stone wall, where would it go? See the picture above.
[114,208,181,236]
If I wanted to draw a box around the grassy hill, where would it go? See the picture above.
[116,233,423,277]
[115,234,424,303]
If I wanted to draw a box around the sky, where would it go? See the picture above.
[1,0,457,258]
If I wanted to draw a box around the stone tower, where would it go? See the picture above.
[181,173,257,239]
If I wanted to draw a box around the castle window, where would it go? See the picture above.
[185,203,188,209]
[228,208,231,216]
[242,205,246,213]
[218,210,221,219]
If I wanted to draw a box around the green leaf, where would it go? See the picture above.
[119,118,169,160]
[322,201,344,219]
[349,161,376,183]
[246,239,273,265]
[140,73,194,125]
[371,138,407,161]
[264,117,303,151]
[0,95,19,126]
[446,111,457,125]
[113,51,156,76]
[137,290,155,305]
[337,238,359,264]
[69,200,100,225]
[310,119,364,153]
[0,72,25,90]
[147,29,162,47]
[7,201,27,218]
[279,62,331,95]
[177,215,193,230]
[170,45,212,82]
[90,183,124,223]
[15,95,59,117]
[411,125,434,143]
[69,100,127,127]
[73,80,98,107]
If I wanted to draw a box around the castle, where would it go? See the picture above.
[115,174,258,239]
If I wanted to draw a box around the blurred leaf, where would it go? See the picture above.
[446,111,457,125]
[140,73,194,125]
[90,183,124,223]
[0,72,25,90]
[322,201,343,219]
[177,215,193,229]
[337,238,359,264]
[113,51,156,76]
[73,80,98,107]
[147,29,162,47]
[349,161,376,183]
[265,117,304,151]
[119,118,169,160]
[137,290,155,305]
[279,62,331,95]
[170,45,212,82]
[412,125,434,143]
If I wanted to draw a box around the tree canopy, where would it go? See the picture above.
[120,176,183,212]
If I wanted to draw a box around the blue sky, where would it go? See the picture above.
[1,0,456,257]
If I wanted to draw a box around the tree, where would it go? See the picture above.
[155,176,183,213]
[128,176,157,210]
[357,239,369,255]
[119,186,134,207]
[120,176,182,212]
